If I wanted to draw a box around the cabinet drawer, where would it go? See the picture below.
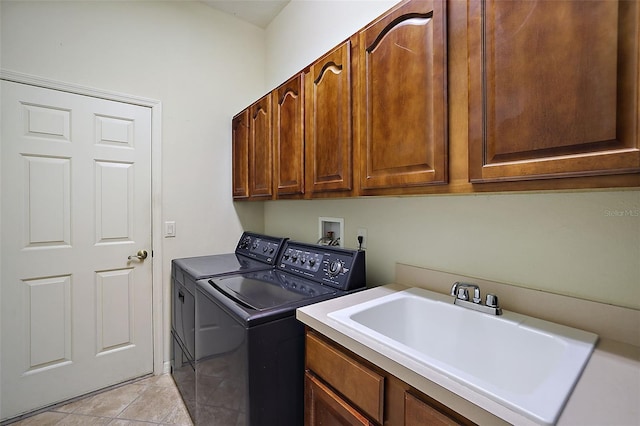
[306,332,384,423]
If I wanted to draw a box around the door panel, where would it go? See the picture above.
[95,161,133,242]
[273,73,305,197]
[305,41,353,194]
[232,110,250,199]
[468,0,640,181]
[357,0,448,190]
[249,94,273,199]
[304,372,372,426]
[23,155,71,247]
[24,275,72,371]
[96,268,135,353]
[1,80,153,420]
[23,102,71,141]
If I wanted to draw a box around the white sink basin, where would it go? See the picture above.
[328,287,598,425]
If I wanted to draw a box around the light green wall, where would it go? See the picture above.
[263,1,640,309]
[264,191,640,309]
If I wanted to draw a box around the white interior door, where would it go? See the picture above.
[1,80,153,420]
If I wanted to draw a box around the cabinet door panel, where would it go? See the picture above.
[249,94,273,198]
[232,110,249,199]
[358,0,447,190]
[305,330,384,423]
[305,41,353,194]
[469,0,640,182]
[274,74,305,197]
[405,392,470,426]
[305,372,373,426]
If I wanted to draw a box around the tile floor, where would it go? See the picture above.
[6,374,193,426]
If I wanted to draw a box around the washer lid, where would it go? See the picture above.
[210,271,336,311]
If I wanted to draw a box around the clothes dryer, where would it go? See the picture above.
[170,232,287,420]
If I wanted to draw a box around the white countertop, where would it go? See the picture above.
[297,284,640,426]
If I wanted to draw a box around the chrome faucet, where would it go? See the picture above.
[450,282,502,315]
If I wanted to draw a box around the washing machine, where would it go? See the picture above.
[194,240,366,425]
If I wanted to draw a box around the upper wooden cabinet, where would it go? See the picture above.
[249,94,273,199]
[305,41,354,195]
[356,0,448,192]
[468,0,640,182]
[232,0,639,201]
[232,109,249,199]
[273,73,305,198]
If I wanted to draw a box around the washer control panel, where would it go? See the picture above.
[277,241,366,291]
[235,232,288,265]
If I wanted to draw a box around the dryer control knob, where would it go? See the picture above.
[328,260,343,276]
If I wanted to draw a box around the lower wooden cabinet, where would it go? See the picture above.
[304,329,475,426]
[306,330,384,423]
[305,372,374,426]
[405,391,465,426]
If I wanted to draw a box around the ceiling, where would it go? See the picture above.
[202,0,291,28]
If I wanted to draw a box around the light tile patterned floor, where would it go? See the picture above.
[7,374,193,426]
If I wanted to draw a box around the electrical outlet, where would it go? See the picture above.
[357,228,367,249]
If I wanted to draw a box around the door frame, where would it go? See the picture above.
[0,69,165,376]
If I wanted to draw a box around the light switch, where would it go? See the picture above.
[164,221,176,238]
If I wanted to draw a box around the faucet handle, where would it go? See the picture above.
[486,293,499,308]
[456,287,469,301]
[472,287,482,304]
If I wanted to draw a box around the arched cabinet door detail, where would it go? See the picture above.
[357,0,448,192]
[249,93,273,199]
[232,110,249,200]
[273,73,305,198]
[305,41,354,196]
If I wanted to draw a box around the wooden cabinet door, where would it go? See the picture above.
[249,93,273,199]
[357,0,448,191]
[305,41,353,195]
[305,331,384,423]
[273,73,305,197]
[405,392,472,426]
[305,372,373,426]
[468,0,640,182]
[232,109,249,199]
